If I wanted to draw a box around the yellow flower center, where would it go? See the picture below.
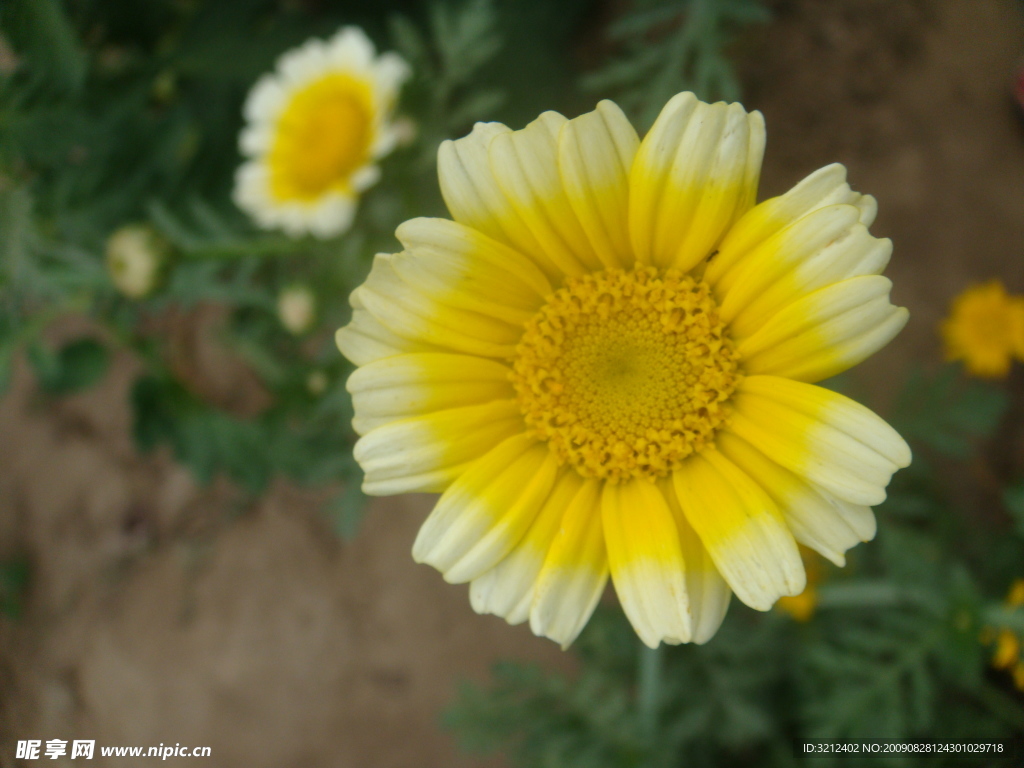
[268,74,373,202]
[512,267,741,482]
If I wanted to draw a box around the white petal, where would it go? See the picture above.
[738,275,909,383]
[630,93,765,272]
[470,469,585,625]
[412,434,559,583]
[347,353,513,435]
[557,100,639,269]
[602,479,691,648]
[489,111,600,275]
[672,450,805,611]
[727,376,910,506]
[659,479,732,643]
[354,400,523,495]
[530,478,608,648]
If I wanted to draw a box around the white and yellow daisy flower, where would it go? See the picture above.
[337,93,912,649]
[233,27,409,238]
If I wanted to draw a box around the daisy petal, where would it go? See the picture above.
[395,217,552,324]
[278,39,329,85]
[346,353,513,435]
[673,450,804,612]
[412,434,560,583]
[558,100,640,269]
[306,194,357,239]
[705,163,877,285]
[738,275,910,383]
[354,400,523,495]
[336,304,441,366]
[728,376,911,506]
[714,204,893,339]
[438,123,557,278]
[660,479,732,643]
[630,93,765,272]
[371,52,411,100]
[355,252,524,358]
[242,75,286,126]
[602,479,691,648]
[489,111,602,276]
[470,470,585,625]
[530,478,608,648]
[325,27,375,72]
[811,481,878,542]
[716,431,874,566]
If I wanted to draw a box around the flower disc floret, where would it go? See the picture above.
[512,267,742,482]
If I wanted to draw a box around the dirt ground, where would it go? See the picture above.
[1,1,1023,766]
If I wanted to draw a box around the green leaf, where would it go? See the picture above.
[1,0,87,93]
[28,337,109,395]
[1002,482,1024,537]
[582,0,768,127]
[323,477,367,541]
[130,374,179,453]
[389,15,430,74]
[0,346,12,397]
[893,366,1008,458]
[0,185,35,289]
[131,373,275,493]
[0,557,30,619]
[53,337,109,392]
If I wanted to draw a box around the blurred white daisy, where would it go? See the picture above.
[233,27,410,238]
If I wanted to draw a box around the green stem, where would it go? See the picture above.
[637,641,663,736]
[815,581,945,614]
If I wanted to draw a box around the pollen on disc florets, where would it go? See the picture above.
[511,266,742,482]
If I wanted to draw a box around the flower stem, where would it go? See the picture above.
[637,641,663,736]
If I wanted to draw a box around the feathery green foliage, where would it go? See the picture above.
[583,0,769,129]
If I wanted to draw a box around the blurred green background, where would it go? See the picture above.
[0,0,1023,766]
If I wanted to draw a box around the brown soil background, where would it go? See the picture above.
[2,1,1023,766]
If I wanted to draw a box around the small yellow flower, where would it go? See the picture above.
[338,93,911,648]
[105,224,166,299]
[278,285,317,335]
[1007,578,1024,608]
[234,27,409,238]
[992,629,1024,692]
[776,588,816,622]
[992,628,1020,669]
[941,280,1024,379]
[984,580,1024,691]
[777,549,822,622]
